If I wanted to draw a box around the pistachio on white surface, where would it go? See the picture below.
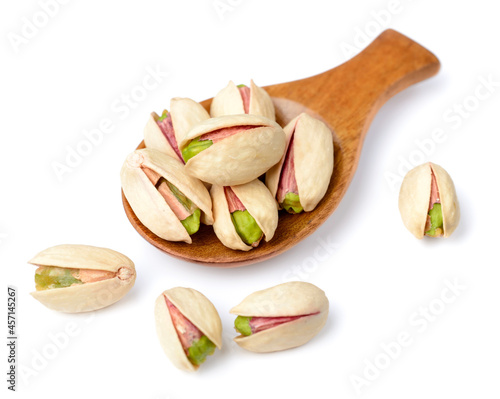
[155,287,222,372]
[211,179,278,251]
[399,162,460,238]
[121,148,213,243]
[144,97,210,163]
[266,112,334,213]
[230,282,329,353]
[180,114,286,186]
[210,80,275,121]
[29,244,136,313]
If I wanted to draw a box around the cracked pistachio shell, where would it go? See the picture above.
[29,244,136,313]
[154,287,222,372]
[120,148,213,243]
[230,282,329,353]
[210,180,279,251]
[210,80,275,120]
[144,98,210,159]
[399,162,460,238]
[181,114,286,186]
[266,113,334,211]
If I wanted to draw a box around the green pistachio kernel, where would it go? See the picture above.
[181,208,201,235]
[35,267,83,291]
[157,110,169,122]
[166,181,196,213]
[425,203,444,237]
[165,181,200,235]
[237,84,247,88]
[234,316,253,336]
[187,335,216,366]
[281,192,303,214]
[231,210,263,246]
[182,137,213,163]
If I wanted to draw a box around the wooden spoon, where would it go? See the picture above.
[122,29,440,267]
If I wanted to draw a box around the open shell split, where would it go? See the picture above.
[211,179,278,251]
[121,148,213,243]
[144,97,210,162]
[265,113,334,212]
[154,287,222,372]
[29,244,136,313]
[210,80,275,120]
[180,114,286,186]
[398,162,460,238]
[230,282,329,352]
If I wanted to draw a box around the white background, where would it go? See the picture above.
[2,0,499,398]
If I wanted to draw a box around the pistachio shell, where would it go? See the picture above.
[398,164,431,238]
[211,185,251,252]
[181,114,286,186]
[231,181,279,241]
[29,244,136,313]
[211,180,278,251]
[432,164,460,237]
[398,162,460,238]
[143,112,180,160]
[210,80,275,120]
[265,113,334,211]
[121,148,213,243]
[171,98,211,144]
[230,282,329,352]
[144,98,209,159]
[154,287,222,372]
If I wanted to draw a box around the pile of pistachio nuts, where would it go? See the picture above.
[120,80,334,251]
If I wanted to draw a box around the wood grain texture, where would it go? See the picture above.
[122,29,440,267]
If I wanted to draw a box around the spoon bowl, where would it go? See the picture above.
[122,29,440,267]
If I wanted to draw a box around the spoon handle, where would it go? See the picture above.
[270,29,440,136]
[329,29,441,117]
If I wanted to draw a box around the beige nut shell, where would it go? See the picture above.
[210,80,275,120]
[265,113,334,211]
[398,162,460,238]
[210,180,279,251]
[29,244,136,313]
[144,98,210,159]
[181,114,286,186]
[154,287,222,372]
[121,148,214,243]
[230,282,329,353]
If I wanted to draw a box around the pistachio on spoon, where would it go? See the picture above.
[121,148,213,243]
[210,80,275,120]
[180,114,286,186]
[211,179,278,251]
[144,97,210,163]
[266,113,334,213]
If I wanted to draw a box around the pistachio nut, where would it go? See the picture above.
[211,179,278,251]
[399,162,460,238]
[29,244,136,313]
[210,80,275,121]
[265,113,334,213]
[144,97,210,163]
[230,282,329,352]
[121,148,214,243]
[154,287,222,372]
[180,114,286,186]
